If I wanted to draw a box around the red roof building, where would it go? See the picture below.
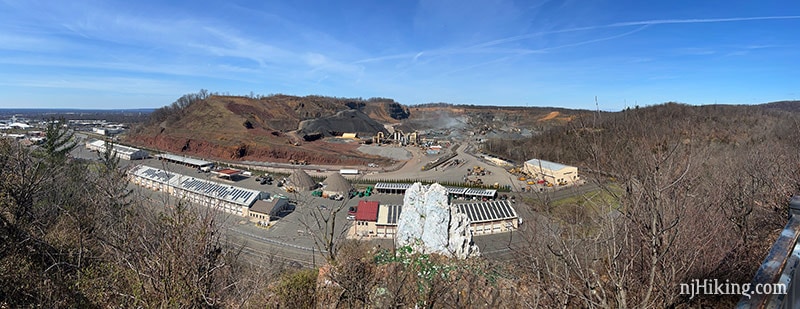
[355,200,379,221]
[216,169,241,176]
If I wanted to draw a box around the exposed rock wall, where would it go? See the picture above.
[395,183,479,259]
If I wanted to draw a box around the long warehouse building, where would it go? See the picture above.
[129,165,284,219]
[85,139,149,160]
[373,182,497,200]
[350,200,520,238]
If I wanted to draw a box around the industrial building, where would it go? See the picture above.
[372,130,419,145]
[129,165,268,218]
[155,153,213,169]
[352,200,380,237]
[248,197,291,224]
[92,127,123,136]
[85,140,149,160]
[350,199,519,238]
[523,159,579,185]
[374,182,497,200]
[211,168,243,180]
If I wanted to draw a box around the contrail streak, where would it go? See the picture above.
[611,15,800,27]
[352,15,800,65]
[473,15,800,49]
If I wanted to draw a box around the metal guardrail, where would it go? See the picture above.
[737,196,800,308]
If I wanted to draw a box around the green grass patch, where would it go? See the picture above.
[552,185,622,209]
[549,185,623,226]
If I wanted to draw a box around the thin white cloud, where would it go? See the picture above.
[610,16,800,27]
[472,15,800,50]
[534,25,650,53]
[439,56,514,77]
[676,47,716,56]
[0,55,261,82]
[353,53,421,64]
[0,74,185,95]
[305,53,365,79]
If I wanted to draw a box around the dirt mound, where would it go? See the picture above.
[126,94,406,165]
[298,109,388,137]
[357,145,412,160]
[538,111,560,121]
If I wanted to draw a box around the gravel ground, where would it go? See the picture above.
[357,145,412,160]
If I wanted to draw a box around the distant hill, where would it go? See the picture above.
[484,102,800,166]
[759,100,800,112]
[400,103,586,133]
[125,93,587,164]
[125,94,409,164]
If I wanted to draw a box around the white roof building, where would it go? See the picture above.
[9,122,31,129]
[155,153,213,168]
[86,140,149,160]
[129,165,264,215]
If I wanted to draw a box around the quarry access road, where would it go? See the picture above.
[359,142,513,188]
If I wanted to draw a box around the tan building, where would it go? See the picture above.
[374,204,402,238]
[523,158,579,185]
[248,197,290,225]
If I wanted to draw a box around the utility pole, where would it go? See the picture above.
[594,96,601,127]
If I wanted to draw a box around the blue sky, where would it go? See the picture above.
[1,0,798,110]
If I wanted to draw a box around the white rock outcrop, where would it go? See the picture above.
[395,183,479,258]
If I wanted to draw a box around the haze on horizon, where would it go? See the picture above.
[1,0,798,111]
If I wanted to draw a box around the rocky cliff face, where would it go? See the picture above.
[385,102,410,120]
[396,183,480,259]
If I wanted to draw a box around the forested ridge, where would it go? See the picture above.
[486,102,800,307]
